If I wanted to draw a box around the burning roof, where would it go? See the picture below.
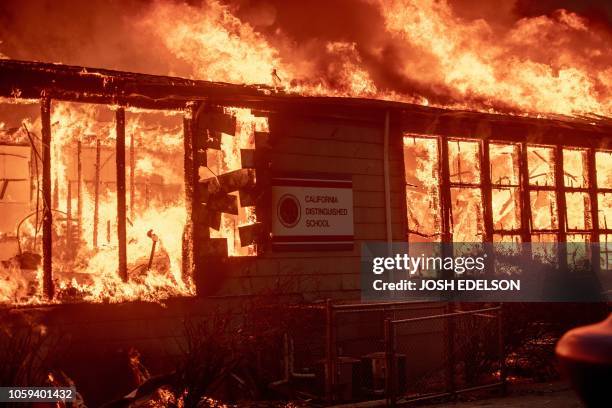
[1,59,611,138]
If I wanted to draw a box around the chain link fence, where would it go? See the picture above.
[384,305,505,406]
[320,301,505,406]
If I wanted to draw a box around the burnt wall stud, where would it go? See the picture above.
[41,94,54,300]
[439,135,453,246]
[554,145,568,268]
[130,132,135,221]
[481,139,494,242]
[93,139,100,248]
[587,148,600,273]
[77,140,82,236]
[182,102,199,281]
[518,142,532,245]
[116,107,128,282]
[66,179,72,254]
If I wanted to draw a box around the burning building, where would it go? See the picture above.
[0,0,611,405]
[1,59,611,306]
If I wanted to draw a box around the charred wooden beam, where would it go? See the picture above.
[93,139,100,248]
[193,205,223,231]
[254,131,271,149]
[439,135,452,244]
[207,193,239,215]
[481,139,494,242]
[240,149,256,168]
[519,142,532,244]
[196,150,207,167]
[199,168,257,200]
[554,145,568,268]
[182,103,199,280]
[66,179,72,252]
[480,138,496,276]
[129,133,135,221]
[199,176,221,202]
[240,148,270,170]
[1,60,610,146]
[587,147,600,274]
[196,237,229,258]
[77,140,82,234]
[238,222,265,246]
[41,95,53,300]
[116,107,128,282]
[200,130,222,150]
[197,110,236,136]
[238,188,260,207]
[217,168,257,193]
[0,59,275,110]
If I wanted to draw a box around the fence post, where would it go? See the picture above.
[325,299,335,402]
[385,318,396,407]
[445,304,456,397]
[498,304,507,394]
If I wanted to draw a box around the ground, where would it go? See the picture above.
[426,382,582,408]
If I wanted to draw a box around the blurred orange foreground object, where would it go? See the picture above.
[556,313,612,408]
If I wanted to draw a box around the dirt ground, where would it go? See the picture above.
[426,381,582,408]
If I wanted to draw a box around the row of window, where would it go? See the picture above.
[403,135,612,245]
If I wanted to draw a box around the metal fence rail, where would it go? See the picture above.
[324,300,449,404]
[384,305,506,407]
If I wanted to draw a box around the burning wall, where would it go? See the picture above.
[0,90,269,305]
[0,101,193,304]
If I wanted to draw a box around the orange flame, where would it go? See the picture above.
[134,0,611,117]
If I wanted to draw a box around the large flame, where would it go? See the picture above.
[130,0,612,117]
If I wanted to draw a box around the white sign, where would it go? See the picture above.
[271,173,354,251]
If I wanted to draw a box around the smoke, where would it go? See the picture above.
[0,0,610,115]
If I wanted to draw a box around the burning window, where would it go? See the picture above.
[0,144,30,232]
[403,135,440,241]
[490,143,521,237]
[49,102,190,302]
[565,192,591,230]
[563,149,588,188]
[0,100,40,303]
[0,99,195,304]
[528,146,555,187]
[449,140,480,184]
[562,148,591,242]
[530,190,558,231]
[527,145,558,245]
[448,140,483,242]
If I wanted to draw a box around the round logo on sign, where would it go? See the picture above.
[277,194,301,228]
